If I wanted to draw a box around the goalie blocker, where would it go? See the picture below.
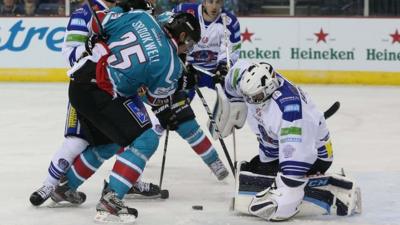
[233,160,362,220]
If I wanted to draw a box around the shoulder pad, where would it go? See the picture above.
[272,78,302,122]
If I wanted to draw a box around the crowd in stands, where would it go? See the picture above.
[0,0,65,16]
[0,0,398,17]
[0,0,234,16]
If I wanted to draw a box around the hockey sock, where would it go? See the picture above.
[176,120,218,165]
[66,143,120,190]
[45,136,89,187]
[109,129,159,199]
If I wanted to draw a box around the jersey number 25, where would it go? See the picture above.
[108,32,146,70]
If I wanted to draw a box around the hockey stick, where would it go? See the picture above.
[324,101,340,119]
[159,126,169,190]
[195,86,235,176]
[84,0,106,39]
[221,14,237,170]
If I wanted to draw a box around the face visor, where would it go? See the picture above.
[184,38,196,53]
[243,90,269,104]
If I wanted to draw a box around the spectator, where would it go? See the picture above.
[0,0,24,16]
[23,0,37,16]
[57,2,65,16]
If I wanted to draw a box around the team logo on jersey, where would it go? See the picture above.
[124,100,150,127]
[202,37,209,43]
[282,145,295,158]
[272,91,282,100]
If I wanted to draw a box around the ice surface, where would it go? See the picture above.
[0,83,399,225]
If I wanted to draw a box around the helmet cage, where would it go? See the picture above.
[240,63,279,104]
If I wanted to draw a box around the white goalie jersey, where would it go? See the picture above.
[224,60,333,172]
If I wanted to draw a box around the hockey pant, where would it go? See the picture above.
[67,81,158,198]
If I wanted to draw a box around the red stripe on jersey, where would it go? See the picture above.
[192,137,212,155]
[96,55,114,96]
[73,155,95,179]
[116,147,125,155]
[112,160,141,184]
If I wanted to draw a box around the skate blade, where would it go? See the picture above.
[94,211,136,224]
[47,199,82,208]
[124,193,161,200]
[125,189,169,200]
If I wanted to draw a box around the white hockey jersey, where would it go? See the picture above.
[224,60,333,177]
[174,3,241,72]
[61,0,108,67]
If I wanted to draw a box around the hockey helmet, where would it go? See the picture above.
[118,0,154,14]
[239,62,279,104]
[163,12,201,50]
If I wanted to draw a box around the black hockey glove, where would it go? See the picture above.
[177,64,198,90]
[213,61,229,84]
[152,102,179,130]
[84,34,100,55]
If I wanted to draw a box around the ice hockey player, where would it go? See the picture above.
[147,0,242,181]
[29,0,162,207]
[50,10,200,223]
[215,60,361,221]
[173,0,241,92]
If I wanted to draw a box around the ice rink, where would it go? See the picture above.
[1,83,399,225]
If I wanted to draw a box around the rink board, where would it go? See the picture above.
[0,17,399,84]
[1,68,399,85]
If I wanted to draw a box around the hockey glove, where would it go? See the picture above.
[214,61,229,84]
[84,34,100,56]
[177,64,198,90]
[152,102,179,130]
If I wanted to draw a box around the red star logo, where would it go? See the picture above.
[314,28,329,43]
[241,28,254,43]
[390,29,400,44]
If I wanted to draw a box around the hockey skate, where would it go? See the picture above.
[126,180,169,199]
[95,189,138,224]
[209,158,229,181]
[30,184,55,206]
[102,180,168,200]
[49,177,86,207]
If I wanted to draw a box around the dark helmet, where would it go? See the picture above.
[117,0,154,15]
[163,12,201,44]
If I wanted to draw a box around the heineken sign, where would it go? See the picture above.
[239,18,400,72]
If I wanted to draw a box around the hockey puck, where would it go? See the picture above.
[160,189,169,199]
[192,205,203,210]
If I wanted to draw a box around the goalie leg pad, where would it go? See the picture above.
[249,173,307,221]
[233,161,276,214]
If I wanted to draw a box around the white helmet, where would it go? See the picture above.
[239,62,279,104]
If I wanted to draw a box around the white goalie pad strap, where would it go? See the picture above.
[208,84,248,140]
